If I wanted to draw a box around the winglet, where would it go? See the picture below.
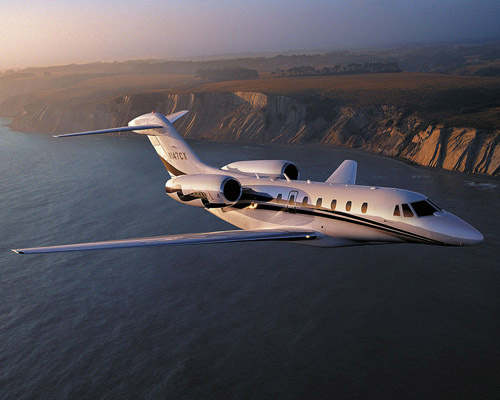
[325,160,357,185]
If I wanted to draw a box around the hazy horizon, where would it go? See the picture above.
[1,0,500,70]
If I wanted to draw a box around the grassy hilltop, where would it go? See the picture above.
[1,42,500,131]
[191,73,500,130]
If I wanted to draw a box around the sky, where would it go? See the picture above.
[1,0,500,70]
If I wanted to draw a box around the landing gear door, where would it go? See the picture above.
[287,190,298,213]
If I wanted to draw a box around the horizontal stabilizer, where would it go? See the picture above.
[12,229,318,254]
[165,110,189,123]
[53,110,189,138]
[53,125,163,138]
[325,160,357,185]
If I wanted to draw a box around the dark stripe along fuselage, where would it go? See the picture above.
[227,200,445,246]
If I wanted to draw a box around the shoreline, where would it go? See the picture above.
[3,119,498,180]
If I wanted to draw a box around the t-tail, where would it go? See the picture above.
[55,110,207,177]
[129,111,208,177]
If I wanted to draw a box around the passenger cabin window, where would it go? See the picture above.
[316,198,322,208]
[277,194,282,203]
[411,200,439,217]
[393,205,400,216]
[402,203,414,217]
[302,197,309,206]
[330,199,337,210]
[361,202,368,213]
[288,195,295,205]
[346,201,352,212]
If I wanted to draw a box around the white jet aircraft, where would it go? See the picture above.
[13,110,483,254]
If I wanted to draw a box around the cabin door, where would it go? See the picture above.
[287,190,298,213]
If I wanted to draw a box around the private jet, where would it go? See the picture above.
[12,110,483,254]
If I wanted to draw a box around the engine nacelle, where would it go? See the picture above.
[165,174,242,208]
[221,160,299,180]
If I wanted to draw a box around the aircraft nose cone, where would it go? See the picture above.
[441,212,484,246]
[459,224,484,246]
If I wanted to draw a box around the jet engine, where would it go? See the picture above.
[165,174,242,208]
[221,160,299,180]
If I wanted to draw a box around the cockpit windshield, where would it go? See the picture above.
[411,199,441,217]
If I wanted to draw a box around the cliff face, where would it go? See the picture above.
[4,91,499,175]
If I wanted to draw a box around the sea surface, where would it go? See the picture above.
[1,117,499,400]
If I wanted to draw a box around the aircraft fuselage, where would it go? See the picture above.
[196,178,483,247]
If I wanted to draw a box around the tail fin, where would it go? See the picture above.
[54,110,208,177]
[325,160,357,185]
[129,111,207,177]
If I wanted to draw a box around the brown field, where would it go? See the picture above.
[2,71,500,130]
[184,73,500,129]
[189,73,500,108]
[441,106,500,130]
[193,73,500,93]
[8,74,202,106]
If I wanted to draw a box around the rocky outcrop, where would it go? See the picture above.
[2,91,499,175]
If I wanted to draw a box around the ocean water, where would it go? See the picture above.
[1,117,499,399]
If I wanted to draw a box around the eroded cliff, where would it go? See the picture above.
[3,91,499,175]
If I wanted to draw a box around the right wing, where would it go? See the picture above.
[12,229,318,254]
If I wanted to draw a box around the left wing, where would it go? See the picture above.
[12,229,318,254]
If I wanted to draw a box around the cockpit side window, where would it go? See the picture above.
[393,205,400,216]
[402,203,414,217]
[411,200,439,217]
[427,199,442,211]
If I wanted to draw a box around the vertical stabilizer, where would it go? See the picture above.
[325,160,357,185]
[128,112,207,177]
